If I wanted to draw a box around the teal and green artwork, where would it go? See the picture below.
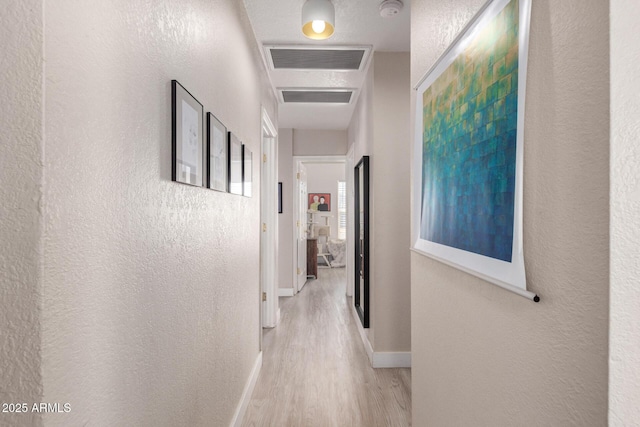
[420,0,520,262]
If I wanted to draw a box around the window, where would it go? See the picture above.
[338,180,347,240]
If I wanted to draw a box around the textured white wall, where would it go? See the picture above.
[0,1,44,426]
[348,55,376,348]
[349,64,374,163]
[278,129,294,289]
[411,0,609,425]
[371,52,411,352]
[348,56,375,347]
[610,0,640,424]
[292,129,348,156]
[42,0,276,426]
[347,53,412,353]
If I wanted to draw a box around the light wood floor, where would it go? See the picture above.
[242,268,412,427]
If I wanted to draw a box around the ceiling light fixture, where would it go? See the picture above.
[302,0,335,40]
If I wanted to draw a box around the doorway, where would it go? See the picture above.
[292,156,348,295]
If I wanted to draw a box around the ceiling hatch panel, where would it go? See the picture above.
[266,45,371,71]
[279,89,355,104]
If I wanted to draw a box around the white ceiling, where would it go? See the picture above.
[243,0,410,130]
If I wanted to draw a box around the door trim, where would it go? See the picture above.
[260,107,278,332]
[293,161,308,293]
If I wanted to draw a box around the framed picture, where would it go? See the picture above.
[228,132,243,195]
[412,0,537,301]
[278,182,283,214]
[242,145,252,198]
[206,113,228,192]
[308,193,331,212]
[172,80,204,187]
[354,157,370,327]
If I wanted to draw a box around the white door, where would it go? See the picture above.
[260,108,278,330]
[296,162,308,292]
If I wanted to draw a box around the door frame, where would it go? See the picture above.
[293,162,308,293]
[292,155,348,294]
[260,107,278,330]
[345,146,355,297]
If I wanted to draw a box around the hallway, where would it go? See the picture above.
[242,269,411,426]
[2,0,633,425]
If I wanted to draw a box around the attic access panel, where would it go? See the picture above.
[265,45,371,71]
[280,90,353,104]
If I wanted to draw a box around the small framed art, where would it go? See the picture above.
[278,182,283,214]
[242,145,253,198]
[228,132,243,195]
[172,80,204,187]
[206,113,228,192]
[308,193,331,212]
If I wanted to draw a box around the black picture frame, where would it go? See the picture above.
[206,113,228,192]
[228,132,243,195]
[278,182,283,214]
[172,80,204,187]
[242,144,252,198]
[354,156,370,328]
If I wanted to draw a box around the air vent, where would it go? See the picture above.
[265,46,371,71]
[281,90,353,104]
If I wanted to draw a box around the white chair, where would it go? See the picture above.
[315,225,332,268]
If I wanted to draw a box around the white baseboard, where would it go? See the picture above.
[278,287,295,297]
[350,305,411,368]
[372,352,411,368]
[230,351,262,427]
[351,304,374,365]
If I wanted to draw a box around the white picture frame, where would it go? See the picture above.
[412,0,537,301]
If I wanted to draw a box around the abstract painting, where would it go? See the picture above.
[413,0,535,299]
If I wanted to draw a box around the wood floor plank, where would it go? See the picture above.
[242,268,412,427]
